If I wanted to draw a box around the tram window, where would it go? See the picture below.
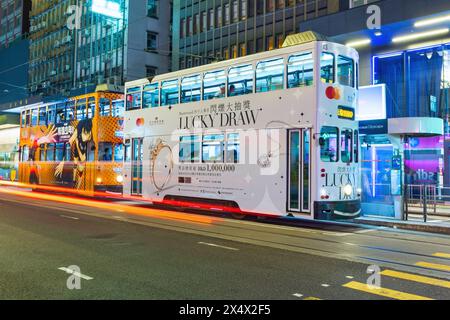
[228,64,254,97]
[112,99,125,117]
[161,79,179,106]
[320,126,339,162]
[181,75,201,103]
[39,145,45,162]
[46,144,55,161]
[55,143,65,162]
[320,52,335,84]
[340,129,353,164]
[88,97,95,119]
[143,83,160,108]
[356,62,359,89]
[126,87,142,110]
[65,143,71,161]
[114,144,124,162]
[99,142,113,161]
[287,53,314,88]
[179,135,201,163]
[353,130,359,163]
[56,103,66,124]
[100,98,111,116]
[124,140,131,162]
[47,105,56,125]
[203,70,226,100]
[38,107,47,126]
[337,55,354,87]
[256,57,284,93]
[22,146,29,162]
[31,108,38,126]
[66,101,75,121]
[226,133,240,163]
[25,110,30,127]
[76,99,87,121]
[202,134,224,163]
[21,112,26,127]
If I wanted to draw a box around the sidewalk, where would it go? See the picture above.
[355,214,450,235]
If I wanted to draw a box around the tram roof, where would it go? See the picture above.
[126,38,357,88]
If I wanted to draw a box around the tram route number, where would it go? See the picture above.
[179,304,271,317]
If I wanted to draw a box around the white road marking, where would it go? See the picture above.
[321,284,330,287]
[322,232,351,237]
[60,215,79,220]
[292,293,304,298]
[198,242,239,251]
[58,267,93,280]
[354,229,376,234]
[346,276,354,279]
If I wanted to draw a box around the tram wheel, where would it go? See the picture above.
[230,212,246,220]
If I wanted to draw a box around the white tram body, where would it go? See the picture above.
[123,33,361,220]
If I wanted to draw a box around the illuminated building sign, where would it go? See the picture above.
[337,106,355,120]
[357,84,387,121]
[91,0,122,19]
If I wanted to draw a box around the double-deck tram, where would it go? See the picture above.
[122,32,361,220]
[18,88,125,196]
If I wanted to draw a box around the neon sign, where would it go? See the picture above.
[91,0,122,19]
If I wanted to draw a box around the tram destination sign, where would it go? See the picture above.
[337,106,355,120]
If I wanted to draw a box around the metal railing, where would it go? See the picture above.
[404,184,444,222]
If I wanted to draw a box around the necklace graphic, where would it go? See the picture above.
[150,138,174,192]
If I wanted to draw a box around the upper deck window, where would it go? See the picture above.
[287,52,314,88]
[47,106,56,125]
[67,100,75,121]
[112,99,125,117]
[38,107,47,126]
[31,108,38,126]
[126,87,142,111]
[100,98,111,116]
[181,75,202,103]
[203,70,226,100]
[228,64,254,97]
[337,55,355,87]
[256,58,284,92]
[143,83,160,108]
[76,99,87,121]
[161,79,179,106]
[320,52,335,84]
[56,103,66,124]
[88,97,95,119]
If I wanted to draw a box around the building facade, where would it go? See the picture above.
[172,0,341,71]
[28,0,171,98]
[0,0,31,48]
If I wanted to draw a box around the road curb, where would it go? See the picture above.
[356,218,450,235]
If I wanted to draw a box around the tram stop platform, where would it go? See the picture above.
[355,214,450,235]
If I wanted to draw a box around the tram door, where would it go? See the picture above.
[131,138,143,196]
[288,129,311,213]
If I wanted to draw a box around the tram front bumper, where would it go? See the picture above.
[314,200,361,221]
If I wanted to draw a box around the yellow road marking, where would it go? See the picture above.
[342,281,433,300]
[303,297,322,300]
[433,253,450,259]
[381,270,450,289]
[415,262,450,272]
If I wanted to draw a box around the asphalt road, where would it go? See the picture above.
[0,187,450,300]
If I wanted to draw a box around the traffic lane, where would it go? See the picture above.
[1,190,450,281]
[0,199,449,300]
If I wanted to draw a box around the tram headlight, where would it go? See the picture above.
[96,177,103,184]
[344,184,353,196]
[116,175,124,183]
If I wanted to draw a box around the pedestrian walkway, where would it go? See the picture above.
[340,251,450,300]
